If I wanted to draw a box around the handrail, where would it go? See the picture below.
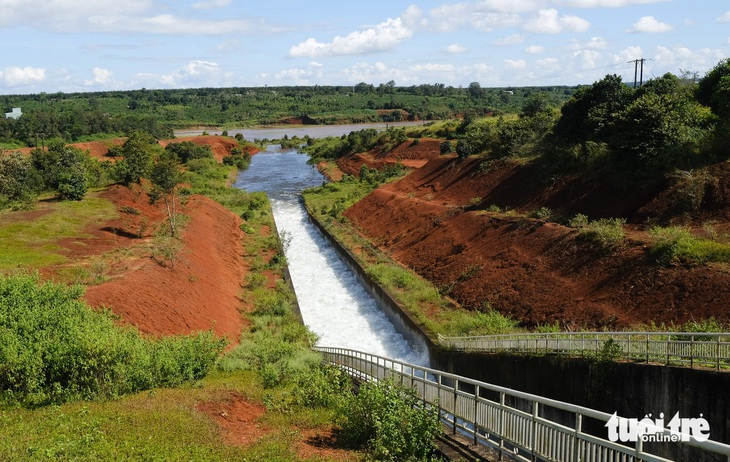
[437,331,730,370]
[315,346,730,462]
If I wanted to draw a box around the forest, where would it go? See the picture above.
[0,82,574,148]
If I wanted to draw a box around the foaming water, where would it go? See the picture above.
[235,148,428,365]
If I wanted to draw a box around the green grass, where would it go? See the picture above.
[0,193,119,270]
[0,373,266,461]
[650,226,730,265]
[0,159,361,461]
[303,180,522,339]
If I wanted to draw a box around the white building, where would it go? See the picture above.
[4,108,22,119]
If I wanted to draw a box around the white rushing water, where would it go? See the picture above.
[271,198,429,366]
[234,147,428,366]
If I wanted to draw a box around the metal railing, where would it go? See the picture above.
[315,346,730,462]
[437,332,730,370]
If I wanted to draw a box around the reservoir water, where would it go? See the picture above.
[234,146,428,365]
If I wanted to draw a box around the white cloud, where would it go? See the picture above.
[630,16,673,33]
[652,45,726,71]
[446,43,468,54]
[401,5,426,28]
[0,66,46,87]
[558,0,668,6]
[612,46,644,64]
[192,0,231,9]
[505,58,527,69]
[718,11,730,23]
[429,3,519,32]
[523,9,590,34]
[493,34,525,45]
[411,63,457,73]
[289,17,412,58]
[0,0,262,35]
[84,67,114,86]
[572,49,600,68]
[525,45,545,53]
[135,60,235,88]
[536,57,560,70]
[567,36,608,50]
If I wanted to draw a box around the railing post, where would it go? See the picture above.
[646,333,650,364]
[718,335,721,371]
[573,413,582,462]
[531,401,539,461]
[691,334,695,369]
[453,378,458,435]
[474,385,480,446]
[498,392,505,460]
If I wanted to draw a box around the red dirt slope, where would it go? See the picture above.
[81,186,247,344]
[15,135,254,163]
[344,154,730,329]
[336,138,443,176]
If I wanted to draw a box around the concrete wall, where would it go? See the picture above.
[304,203,436,358]
[435,350,730,461]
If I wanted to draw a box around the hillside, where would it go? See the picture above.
[342,147,730,329]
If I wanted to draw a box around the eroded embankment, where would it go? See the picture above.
[343,155,730,329]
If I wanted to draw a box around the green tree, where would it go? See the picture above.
[56,147,88,201]
[553,74,633,149]
[609,79,711,173]
[0,151,39,207]
[164,141,212,164]
[117,131,157,185]
[150,152,184,236]
[697,58,730,117]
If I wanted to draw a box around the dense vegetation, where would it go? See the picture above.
[306,59,730,193]
[0,83,574,148]
[0,272,225,408]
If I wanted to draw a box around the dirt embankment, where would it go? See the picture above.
[336,138,443,175]
[15,135,257,164]
[67,185,247,345]
[343,147,730,329]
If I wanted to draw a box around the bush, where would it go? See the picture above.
[0,273,226,407]
[337,377,441,461]
[649,226,730,265]
[574,217,626,253]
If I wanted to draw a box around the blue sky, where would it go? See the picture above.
[0,0,728,94]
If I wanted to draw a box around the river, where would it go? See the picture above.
[176,121,427,141]
[234,145,428,366]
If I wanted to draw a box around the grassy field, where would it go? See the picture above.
[0,192,119,271]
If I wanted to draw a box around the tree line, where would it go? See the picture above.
[0,83,574,148]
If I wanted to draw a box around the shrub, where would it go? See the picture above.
[337,377,441,461]
[0,273,225,407]
[439,140,453,155]
[575,217,626,252]
[649,226,730,265]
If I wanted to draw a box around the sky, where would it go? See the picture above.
[0,0,728,94]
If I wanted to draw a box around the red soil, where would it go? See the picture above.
[14,135,256,164]
[343,146,730,329]
[336,138,443,175]
[82,187,246,345]
[197,391,357,460]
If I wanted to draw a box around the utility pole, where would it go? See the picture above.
[628,58,647,88]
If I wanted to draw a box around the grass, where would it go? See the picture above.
[0,192,119,271]
[568,214,626,253]
[0,370,345,461]
[0,159,361,461]
[649,226,730,265]
[302,180,522,339]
